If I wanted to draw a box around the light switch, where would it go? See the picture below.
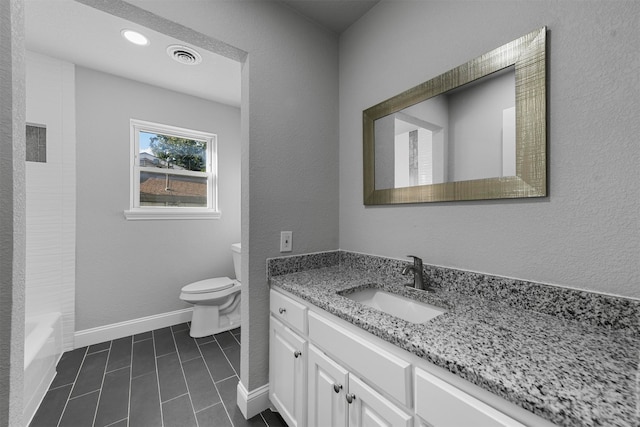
[280,231,292,252]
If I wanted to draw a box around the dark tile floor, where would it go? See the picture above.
[29,324,287,427]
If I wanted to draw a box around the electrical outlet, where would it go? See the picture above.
[280,231,292,252]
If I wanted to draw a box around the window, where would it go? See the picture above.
[125,119,219,220]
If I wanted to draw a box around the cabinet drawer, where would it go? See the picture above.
[271,289,308,334]
[308,311,411,407]
[415,368,525,427]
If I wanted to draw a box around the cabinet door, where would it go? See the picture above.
[347,374,413,427]
[307,345,348,427]
[309,311,411,406]
[269,316,307,427]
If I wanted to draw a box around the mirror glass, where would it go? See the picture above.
[374,67,515,188]
[364,28,546,205]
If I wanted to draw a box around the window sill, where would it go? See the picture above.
[124,209,221,221]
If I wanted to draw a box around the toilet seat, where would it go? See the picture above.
[181,277,234,294]
[180,277,241,305]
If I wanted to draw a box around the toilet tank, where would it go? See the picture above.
[231,243,241,282]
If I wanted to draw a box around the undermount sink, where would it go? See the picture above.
[344,288,446,323]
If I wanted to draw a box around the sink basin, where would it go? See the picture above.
[344,288,446,323]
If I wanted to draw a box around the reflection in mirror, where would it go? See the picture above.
[375,67,516,189]
[363,27,546,204]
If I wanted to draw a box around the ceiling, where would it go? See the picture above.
[25,0,242,107]
[25,0,379,108]
[280,0,380,34]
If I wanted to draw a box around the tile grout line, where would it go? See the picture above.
[186,323,206,427]
[104,364,129,375]
[231,332,241,346]
[126,337,133,427]
[161,392,190,405]
[47,383,75,392]
[217,337,239,378]
[56,346,89,427]
[37,326,257,427]
[90,340,112,427]
[104,417,127,427]
[259,413,270,426]
[195,334,235,427]
[194,400,225,415]
[131,337,167,379]
[171,325,199,427]
[152,330,166,427]
[214,374,238,385]
[65,389,100,401]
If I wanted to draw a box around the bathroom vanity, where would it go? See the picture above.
[267,251,639,427]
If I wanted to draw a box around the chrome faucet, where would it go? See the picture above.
[402,255,434,292]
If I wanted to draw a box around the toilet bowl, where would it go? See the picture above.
[180,243,242,338]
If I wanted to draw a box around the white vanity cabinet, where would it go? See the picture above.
[414,369,525,427]
[307,310,413,427]
[269,291,308,427]
[269,288,546,427]
[307,343,413,427]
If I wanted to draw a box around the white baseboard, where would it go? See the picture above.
[74,308,193,348]
[237,381,270,419]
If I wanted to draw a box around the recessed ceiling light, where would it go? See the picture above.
[121,29,149,46]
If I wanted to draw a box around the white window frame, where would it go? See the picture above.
[124,119,220,220]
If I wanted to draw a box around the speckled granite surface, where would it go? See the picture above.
[268,251,640,427]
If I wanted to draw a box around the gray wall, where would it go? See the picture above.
[374,114,395,189]
[0,0,25,423]
[448,69,514,181]
[119,0,341,392]
[339,1,640,299]
[75,66,241,330]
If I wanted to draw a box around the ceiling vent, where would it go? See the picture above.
[167,45,202,65]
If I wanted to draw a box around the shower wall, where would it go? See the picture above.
[25,51,76,350]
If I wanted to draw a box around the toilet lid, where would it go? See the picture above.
[181,277,235,294]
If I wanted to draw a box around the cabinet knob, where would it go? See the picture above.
[279,307,286,314]
[294,350,302,358]
[346,393,356,404]
[333,383,343,394]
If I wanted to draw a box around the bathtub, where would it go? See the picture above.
[23,312,63,426]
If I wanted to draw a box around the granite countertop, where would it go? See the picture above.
[270,265,640,427]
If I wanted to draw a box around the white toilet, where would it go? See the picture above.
[180,243,242,338]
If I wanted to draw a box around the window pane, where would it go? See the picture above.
[140,171,207,207]
[139,131,207,172]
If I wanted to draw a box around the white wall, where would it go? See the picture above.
[25,51,76,350]
[75,66,241,331]
[339,1,640,299]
